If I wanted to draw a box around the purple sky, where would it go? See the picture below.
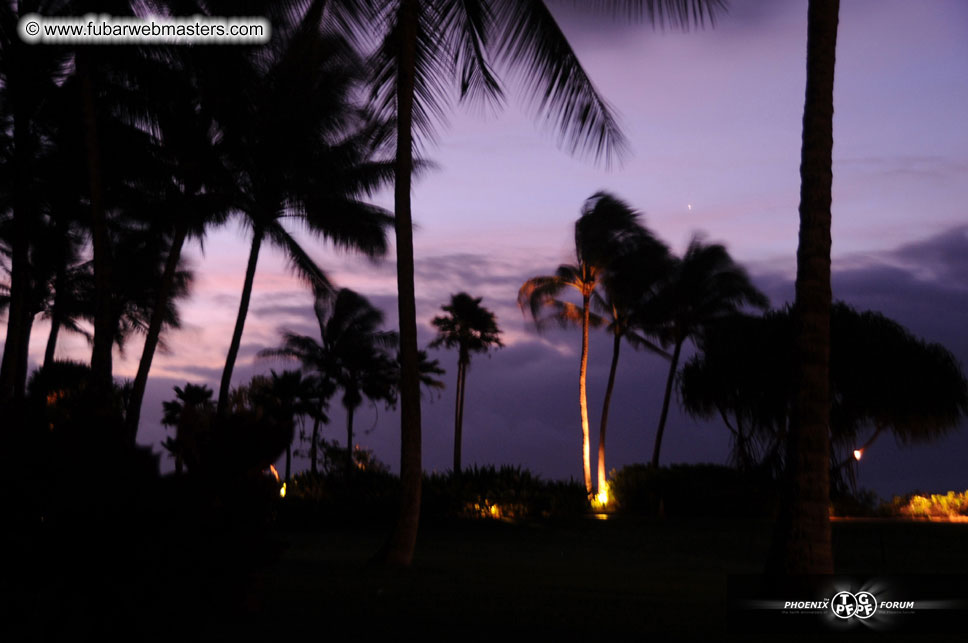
[21,0,968,498]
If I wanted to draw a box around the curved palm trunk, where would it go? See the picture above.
[43,318,61,369]
[597,331,621,493]
[384,0,422,568]
[452,358,465,473]
[578,292,592,495]
[652,338,683,468]
[16,313,35,398]
[454,357,470,473]
[768,0,838,575]
[126,223,188,442]
[217,227,264,417]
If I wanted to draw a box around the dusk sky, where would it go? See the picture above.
[23,0,968,498]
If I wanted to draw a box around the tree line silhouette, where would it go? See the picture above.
[3,0,966,583]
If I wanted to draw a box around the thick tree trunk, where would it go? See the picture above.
[127,224,188,443]
[578,293,592,495]
[598,331,621,494]
[384,0,422,568]
[77,51,114,400]
[217,227,264,418]
[285,444,292,483]
[452,359,464,473]
[652,338,683,468]
[768,0,839,576]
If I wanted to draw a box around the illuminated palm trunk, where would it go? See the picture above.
[768,0,838,575]
[579,292,592,495]
[598,331,621,494]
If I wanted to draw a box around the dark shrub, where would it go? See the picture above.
[609,463,778,518]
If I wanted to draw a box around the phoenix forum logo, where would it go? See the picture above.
[831,590,877,619]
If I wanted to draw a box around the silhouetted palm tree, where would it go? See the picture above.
[124,47,236,443]
[519,192,645,495]
[214,17,393,418]
[768,0,840,576]
[261,289,398,476]
[647,236,767,468]
[429,292,503,473]
[357,0,726,565]
[413,349,446,398]
[593,229,672,496]
[0,2,72,404]
[248,369,319,482]
[161,382,215,475]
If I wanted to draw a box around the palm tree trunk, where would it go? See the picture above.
[456,357,470,474]
[345,405,355,475]
[598,331,621,493]
[652,338,683,468]
[310,413,321,474]
[285,444,292,483]
[43,317,61,369]
[217,227,264,418]
[77,50,113,399]
[768,0,838,575]
[579,292,592,495]
[383,0,422,568]
[452,359,464,473]
[126,223,188,442]
[16,312,35,397]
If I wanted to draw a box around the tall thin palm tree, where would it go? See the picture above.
[593,230,672,496]
[339,0,725,565]
[0,1,71,405]
[124,47,236,443]
[429,292,503,473]
[519,192,645,495]
[214,17,393,418]
[769,0,840,574]
[647,236,768,468]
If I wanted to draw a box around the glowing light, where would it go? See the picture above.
[687,204,693,211]
[591,481,611,511]
[268,464,280,482]
[853,449,863,461]
[279,482,286,498]
[489,504,500,518]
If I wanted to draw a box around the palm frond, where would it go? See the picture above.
[583,0,728,29]
[440,0,504,108]
[492,0,628,165]
[264,220,333,294]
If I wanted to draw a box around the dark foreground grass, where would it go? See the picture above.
[224,517,968,641]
